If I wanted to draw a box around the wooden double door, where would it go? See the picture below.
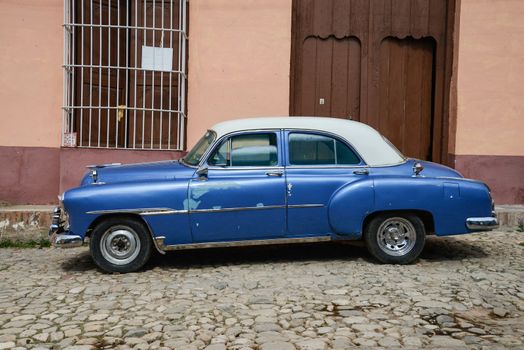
[291,0,455,162]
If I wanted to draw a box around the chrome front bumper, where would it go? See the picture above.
[466,216,499,231]
[49,232,83,248]
[49,207,83,248]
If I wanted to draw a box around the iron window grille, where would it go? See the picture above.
[62,0,187,150]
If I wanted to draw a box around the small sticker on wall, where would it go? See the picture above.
[63,132,77,147]
[141,46,173,72]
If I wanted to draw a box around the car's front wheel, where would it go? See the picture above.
[364,213,425,264]
[90,217,152,273]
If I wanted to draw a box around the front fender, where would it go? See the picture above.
[63,180,191,245]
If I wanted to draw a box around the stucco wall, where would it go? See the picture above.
[0,0,63,148]
[186,0,292,148]
[455,0,524,156]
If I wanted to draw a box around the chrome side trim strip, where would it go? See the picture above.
[141,209,188,216]
[157,236,332,251]
[190,205,284,213]
[287,204,324,209]
[207,166,285,171]
[190,204,324,213]
[86,208,188,215]
[87,204,324,216]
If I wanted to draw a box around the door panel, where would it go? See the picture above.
[188,169,286,242]
[378,37,435,160]
[284,131,366,236]
[188,132,286,242]
[286,168,362,236]
[295,36,361,120]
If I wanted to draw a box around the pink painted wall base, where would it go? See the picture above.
[0,147,60,205]
[0,146,184,204]
[452,154,524,205]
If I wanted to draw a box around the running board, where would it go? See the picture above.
[154,236,332,251]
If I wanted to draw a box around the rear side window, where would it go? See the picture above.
[288,133,360,165]
[208,133,278,167]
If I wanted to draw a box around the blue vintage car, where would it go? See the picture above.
[50,117,498,272]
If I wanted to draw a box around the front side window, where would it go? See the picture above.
[208,133,278,167]
[288,133,360,165]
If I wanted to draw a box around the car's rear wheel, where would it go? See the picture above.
[90,217,152,273]
[364,213,425,264]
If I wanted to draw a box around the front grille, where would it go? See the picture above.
[49,207,66,236]
[51,207,62,227]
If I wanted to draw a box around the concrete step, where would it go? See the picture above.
[495,205,524,228]
[0,205,55,241]
[0,205,522,241]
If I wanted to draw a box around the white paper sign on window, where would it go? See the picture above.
[141,46,173,72]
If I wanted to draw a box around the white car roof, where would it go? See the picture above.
[211,117,405,167]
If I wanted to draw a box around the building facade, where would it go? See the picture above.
[0,0,523,205]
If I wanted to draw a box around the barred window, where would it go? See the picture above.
[62,0,187,150]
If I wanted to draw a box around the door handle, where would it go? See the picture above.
[266,171,283,177]
[353,169,369,175]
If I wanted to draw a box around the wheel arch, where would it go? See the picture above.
[85,213,164,254]
[362,209,435,237]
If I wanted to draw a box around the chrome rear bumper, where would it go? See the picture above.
[49,207,83,248]
[466,217,499,231]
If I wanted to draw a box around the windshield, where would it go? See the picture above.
[182,130,216,166]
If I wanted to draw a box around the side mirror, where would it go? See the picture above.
[196,166,208,179]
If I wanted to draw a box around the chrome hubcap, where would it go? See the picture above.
[376,217,416,256]
[100,226,140,265]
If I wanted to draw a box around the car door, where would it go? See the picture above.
[188,130,287,242]
[284,131,368,236]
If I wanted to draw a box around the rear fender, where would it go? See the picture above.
[328,175,492,238]
[328,178,375,237]
[371,176,491,235]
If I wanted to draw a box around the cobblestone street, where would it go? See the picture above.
[0,231,523,350]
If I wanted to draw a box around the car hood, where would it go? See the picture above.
[80,160,195,185]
